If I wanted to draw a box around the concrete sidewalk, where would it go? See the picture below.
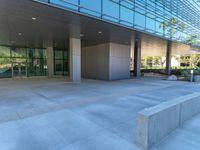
[0,77,199,150]
[154,113,200,150]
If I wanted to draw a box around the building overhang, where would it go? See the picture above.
[0,0,136,49]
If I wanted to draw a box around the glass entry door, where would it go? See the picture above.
[12,62,27,77]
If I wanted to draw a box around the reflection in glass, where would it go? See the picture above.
[36,0,200,47]
[0,58,11,78]
[0,46,47,78]
[54,49,69,76]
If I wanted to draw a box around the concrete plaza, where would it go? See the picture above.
[0,77,200,150]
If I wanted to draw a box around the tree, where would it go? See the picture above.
[190,54,200,68]
[180,55,190,67]
[160,17,187,39]
[185,34,200,47]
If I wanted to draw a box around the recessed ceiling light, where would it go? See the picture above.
[18,33,22,36]
[125,42,129,44]
[98,31,102,34]
[80,34,84,37]
[32,17,37,20]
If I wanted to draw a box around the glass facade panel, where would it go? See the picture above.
[0,46,47,78]
[80,0,101,17]
[103,0,119,22]
[11,47,27,58]
[54,49,69,76]
[146,17,155,31]
[134,12,145,28]
[0,46,10,57]
[120,6,134,26]
[35,0,200,47]
[0,57,11,78]
[51,0,79,10]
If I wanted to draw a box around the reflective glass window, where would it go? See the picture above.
[80,0,101,17]
[103,0,119,22]
[27,49,47,77]
[11,48,27,58]
[0,46,11,78]
[134,12,145,28]
[54,49,69,75]
[0,46,10,58]
[51,0,79,10]
[120,6,134,26]
[146,17,155,31]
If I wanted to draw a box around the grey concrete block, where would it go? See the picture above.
[135,93,200,150]
[180,96,200,123]
[81,42,131,81]
[135,114,148,150]
[194,75,200,82]
[167,75,178,81]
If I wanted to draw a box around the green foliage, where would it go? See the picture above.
[180,69,200,80]
[142,56,166,69]
[160,17,187,39]
[184,34,200,47]
[0,58,10,65]
[180,70,190,80]
[190,54,200,68]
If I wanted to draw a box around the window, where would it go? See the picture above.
[120,6,134,26]
[27,49,47,76]
[146,17,155,31]
[0,46,11,78]
[80,0,101,17]
[54,49,69,75]
[103,0,119,22]
[134,12,145,28]
[51,0,79,10]
[0,46,47,78]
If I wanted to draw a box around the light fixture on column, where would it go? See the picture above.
[18,32,22,36]
[98,31,102,34]
[32,17,37,20]
[125,42,129,44]
[11,41,15,44]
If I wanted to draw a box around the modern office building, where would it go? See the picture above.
[0,0,200,82]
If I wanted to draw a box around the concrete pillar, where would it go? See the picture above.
[47,46,54,77]
[130,35,135,76]
[132,34,141,77]
[166,40,172,75]
[69,37,81,83]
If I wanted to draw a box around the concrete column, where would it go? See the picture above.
[132,34,141,77]
[47,46,54,77]
[166,40,172,75]
[69,37,81,83]
[130,35,135,76]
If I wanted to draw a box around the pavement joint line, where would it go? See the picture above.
[0,81,186,124]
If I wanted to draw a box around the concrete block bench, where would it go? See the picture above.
[194,75,200,82]
[135,93,200,150]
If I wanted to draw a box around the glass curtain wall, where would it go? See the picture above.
[36,0,200,47]
[11,47,27,77]
[0,46,47,78]
[27,48,47,76]
[0,46,11,78]
[54,49,69,76]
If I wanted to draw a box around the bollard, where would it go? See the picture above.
[190,70,194,82]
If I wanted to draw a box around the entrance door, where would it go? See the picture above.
[12,62,27,77]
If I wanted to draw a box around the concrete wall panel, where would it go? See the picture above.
[109,43,130,80]
[82,42,131,80]
[180,96,200,123]
[81,43,110,80]
[141,35,167,57]
[135,93,200,150]
[172,43,192,55]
